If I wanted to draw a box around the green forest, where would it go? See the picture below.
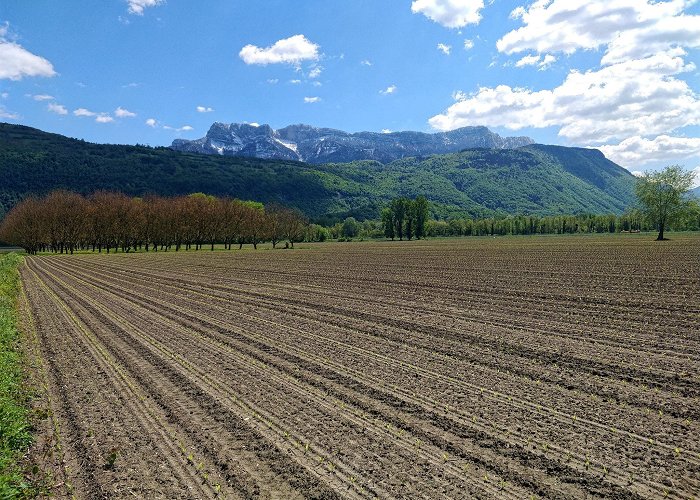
[1,123,637,224]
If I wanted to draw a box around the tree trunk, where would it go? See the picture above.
[657,223,666,241]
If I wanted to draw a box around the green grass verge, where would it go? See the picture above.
[0,253,32,498]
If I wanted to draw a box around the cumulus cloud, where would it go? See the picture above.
[73,107,115,123]
[115,106,136,118]
[145,118,157,127]
[303,96,321,103]
[31,94,54,101]
[196,105,214,113]
[239,35,319,65]
[603,13,700,65]
[73,108,96,117]
[381,129,392,134]
[429,50,700,144]
[308,66,322,78]
[47,102,67,115]
[126,0,164,15]
[497,0,695,64]
[514,54,539,67]
[267,78,279,84]
[598,135,700,167]
[0,25,56,80]
[361,59,372,66]
[411,0,485,28]
[289,79,301,84]
[463,39,474,50]
[380,85,397,95]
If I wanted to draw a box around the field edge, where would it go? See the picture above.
[0,253,34,498]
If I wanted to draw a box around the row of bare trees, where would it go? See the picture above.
[0,190,308,255]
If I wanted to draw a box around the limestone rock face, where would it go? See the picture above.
[171,122,535,164]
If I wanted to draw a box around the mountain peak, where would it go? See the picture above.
[171,122,534,164]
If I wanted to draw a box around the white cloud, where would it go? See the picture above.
[267,78,279,84]
[539,54,556,70]
[515,53,557,69]
[32,94,54,101]
[308,66,322,78]
[1,92,8,99]
[463,39,474,50]
[429,50,700,144]
[437,43,452,55]
[0,28,56,80]
[239,35,319,65]
[631,170,644,177]
[411,0,485,28]
[289,79,301,84]
[497,0,695,64]
[361,59,372,66]
[115,106,136,118]
[47,102,67,115]
[73,107,96,117]
[381,129,392,134]
[598,135,700,166]
[121,82,140,88]
[126,0,164,15]
[163,124,193,132]
[75,108,114,123]
[196,105,214,113]
[304,96,321,103]
[603,12,700,65]
[311,81,322,87]
[145,118,157,127]
[0,106,18,119]
[380,84,397,95]
[515,54,539,67]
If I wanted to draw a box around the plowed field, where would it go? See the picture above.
[19,235,700,499]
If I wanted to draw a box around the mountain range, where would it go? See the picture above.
[0,122,636,223]
[171,122,534,164]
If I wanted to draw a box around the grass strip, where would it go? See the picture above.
[0,254,32,498]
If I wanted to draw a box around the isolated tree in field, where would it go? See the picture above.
[635,165,698,240]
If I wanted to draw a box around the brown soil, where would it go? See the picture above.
[20,235,700,498]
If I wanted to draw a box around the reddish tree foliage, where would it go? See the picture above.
[0,190,308,254]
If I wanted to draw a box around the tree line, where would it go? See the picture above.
[327,208,700,240]
[0,190,308,255]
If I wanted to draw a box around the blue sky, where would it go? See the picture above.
[1,0,699,182]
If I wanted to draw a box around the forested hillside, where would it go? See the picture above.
[1,123,636,222]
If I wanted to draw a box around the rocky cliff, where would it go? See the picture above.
[171,122,534,164]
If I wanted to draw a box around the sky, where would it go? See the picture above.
[1,0,699,184]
